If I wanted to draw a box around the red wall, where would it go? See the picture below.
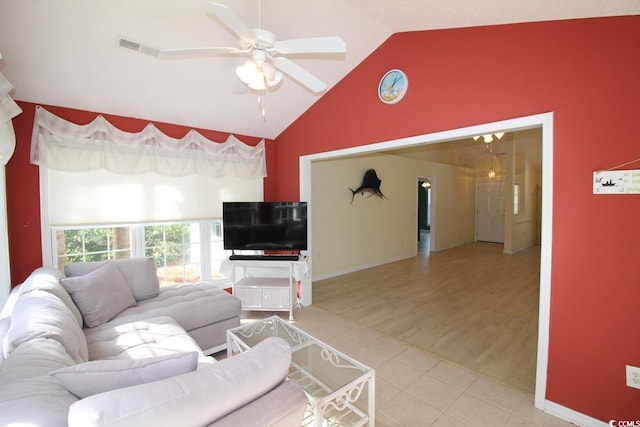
[6,102,272,285]
[273,17,640,421]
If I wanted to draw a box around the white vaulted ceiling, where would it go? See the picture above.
[0,1,638,139]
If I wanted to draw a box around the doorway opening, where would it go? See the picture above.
[417,177,432,254]
[300,112,553,409]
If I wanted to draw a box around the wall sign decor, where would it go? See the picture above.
[349,169,387,203]
[593,169,640,194]
[378,69,408,104]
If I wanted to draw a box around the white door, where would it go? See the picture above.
[476,181,505,243]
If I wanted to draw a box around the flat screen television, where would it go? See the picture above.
[223,202,307,256]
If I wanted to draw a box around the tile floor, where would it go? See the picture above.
[241,305,575,427]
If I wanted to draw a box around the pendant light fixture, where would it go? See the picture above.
[487,143,496,179]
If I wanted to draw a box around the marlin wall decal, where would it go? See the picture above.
[349,168,387,204]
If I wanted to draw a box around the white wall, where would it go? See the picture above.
[426,157,476,251]
[311,152,475,279]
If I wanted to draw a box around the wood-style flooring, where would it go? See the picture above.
[312,236,540,393]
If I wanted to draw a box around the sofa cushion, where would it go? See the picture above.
[0,338,78,427]
[60,261,137,328]
[0,317,9,364]
[51,351,199,398]
[84,315,203,361]
[107,283,241,333]
[65,257,160,302]
[68,337,292,427]
[0,379,77,427]
[19,266,83,327]
[208,379,307,427]
[0,283,22,318]
[0,337,76,382]
[3,290,88,363]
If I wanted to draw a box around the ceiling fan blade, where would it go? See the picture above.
[118,36,243,59]
[157,46,244,58]
[271,57,327,93]
[273,36,346,55]
[208,2,257,45]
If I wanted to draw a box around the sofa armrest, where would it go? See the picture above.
[207,378,307,427]
[68,337,293,427]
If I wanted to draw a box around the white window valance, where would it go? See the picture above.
[30,106,266,179]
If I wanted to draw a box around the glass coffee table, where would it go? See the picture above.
[227,316,375,427]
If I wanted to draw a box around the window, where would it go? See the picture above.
[145,223,199,287]
[44,167,261,282]
[210,219,226,281]
[53,220,230,287]
[34,107,265,282]
[55,226,132,268]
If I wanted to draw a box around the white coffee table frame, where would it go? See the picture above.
[227,316,375,427]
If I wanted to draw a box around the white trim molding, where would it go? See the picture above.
[298,113,588,423]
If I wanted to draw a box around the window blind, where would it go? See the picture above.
[46,169,261,226]
[31,106,265,226]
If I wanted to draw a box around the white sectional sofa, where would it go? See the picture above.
[0,258,308,427]
[62,257,240,355]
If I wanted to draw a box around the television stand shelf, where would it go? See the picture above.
[225,258,310,321]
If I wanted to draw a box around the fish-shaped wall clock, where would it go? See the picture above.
[349,168,387,203]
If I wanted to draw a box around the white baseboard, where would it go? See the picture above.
[312,254,415,282]
[543,399,608,427]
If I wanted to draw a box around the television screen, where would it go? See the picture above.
[222,202,307,252]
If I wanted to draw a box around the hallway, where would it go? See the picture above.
[418,229,430,254]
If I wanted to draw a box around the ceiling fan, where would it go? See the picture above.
[117,1,346,94]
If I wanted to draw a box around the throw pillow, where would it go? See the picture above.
[66,337,291,426]
[64,257,160,302]
[51,351,199,398]
[60,261,136,328]
[111,257,160,301]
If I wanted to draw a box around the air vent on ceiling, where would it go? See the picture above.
[117,37,159,57]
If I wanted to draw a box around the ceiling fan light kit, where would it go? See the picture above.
[235,50,283,91]
[261,63,282,87]
[473,132,505,144]
[118,1,346,97]
[236,60,265,90]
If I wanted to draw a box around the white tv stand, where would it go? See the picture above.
[225,257,309,321]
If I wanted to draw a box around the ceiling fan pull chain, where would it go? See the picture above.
[262,94,267,121]
[258,91,266,121]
